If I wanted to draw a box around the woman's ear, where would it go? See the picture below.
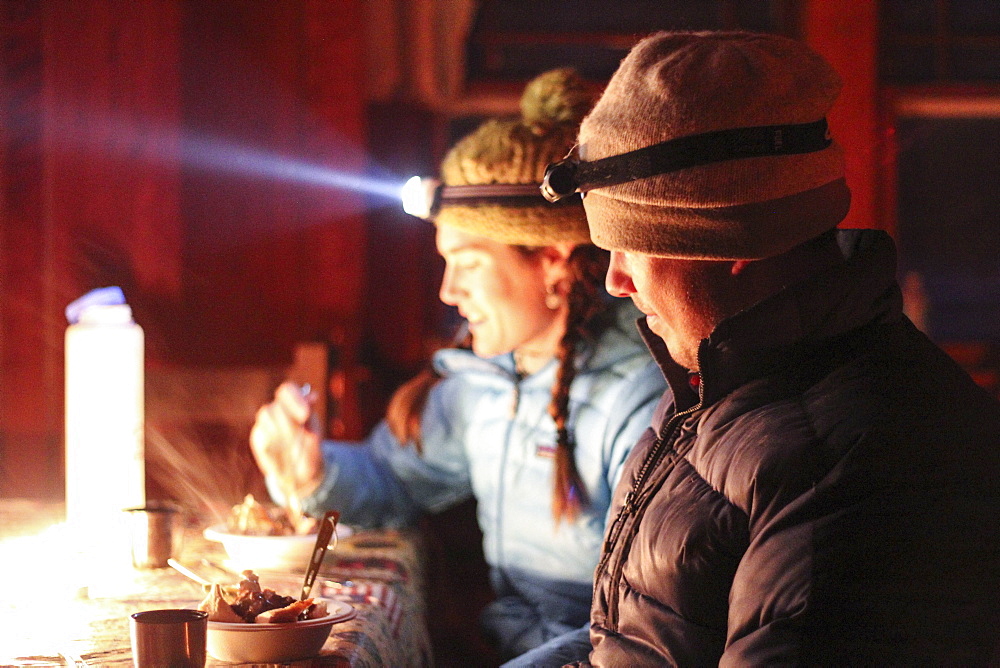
[539,243,576,288]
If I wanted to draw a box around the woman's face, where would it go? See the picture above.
[435,225,568,360]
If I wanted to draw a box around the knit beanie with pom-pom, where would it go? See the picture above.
[578,31,852,260]
[435,68,594,246]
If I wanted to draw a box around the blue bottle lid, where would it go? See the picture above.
[66,286,126,324]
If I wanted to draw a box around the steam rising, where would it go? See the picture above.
[145,426,269,527]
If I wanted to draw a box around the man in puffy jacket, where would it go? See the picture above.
[542,30,1000,666]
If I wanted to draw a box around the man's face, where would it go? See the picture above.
[605,250,730,370]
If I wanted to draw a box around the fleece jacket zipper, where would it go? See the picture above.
[600,370,704,630]
[495,376,521,570]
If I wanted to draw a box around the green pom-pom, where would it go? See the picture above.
[520,68,591,129]
[439,69,590,186]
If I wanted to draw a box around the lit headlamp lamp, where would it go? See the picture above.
[541,118,832,202]
[402,175,579,220]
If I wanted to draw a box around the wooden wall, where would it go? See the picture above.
[0,0,885,503]
[0,0,373,500]
[801,1,883,233]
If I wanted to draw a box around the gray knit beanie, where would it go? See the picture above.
[579,31,851,260]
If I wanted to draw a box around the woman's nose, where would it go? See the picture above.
[439,268,459,306]
[605,251,635,298]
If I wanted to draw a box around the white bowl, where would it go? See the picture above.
[206,598,355,663]
[203,524,353,571]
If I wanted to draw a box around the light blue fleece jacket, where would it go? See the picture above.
[280,299,665,587]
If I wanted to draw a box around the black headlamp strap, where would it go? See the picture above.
[440,182,579,206]
[575,118,831,192]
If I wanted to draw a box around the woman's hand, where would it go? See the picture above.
[250,382,325,509]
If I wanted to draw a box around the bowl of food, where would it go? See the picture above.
[205,494,352,571]
[203,524,353,571]
[200,570,355,663]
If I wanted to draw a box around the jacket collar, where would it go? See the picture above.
[643,229,905,407]
[433,297,650,387]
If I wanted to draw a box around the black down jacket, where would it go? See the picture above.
[587,230,1000,667]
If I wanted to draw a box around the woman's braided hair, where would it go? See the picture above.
[386,68,609,524]
[546,243,612,522]
[385,243,613,524]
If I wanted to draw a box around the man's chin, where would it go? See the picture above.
[644,323,697,370]
[644,315,669,341]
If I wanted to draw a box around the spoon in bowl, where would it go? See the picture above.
[300,510,340,600]
[168,558,214,588]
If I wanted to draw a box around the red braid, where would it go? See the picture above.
[385,328,472,453]
[547,244,613,523]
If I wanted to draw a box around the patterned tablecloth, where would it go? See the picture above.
[0,499,432,667]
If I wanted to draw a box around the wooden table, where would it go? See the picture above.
[0,499,432,667]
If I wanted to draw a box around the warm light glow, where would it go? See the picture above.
[0,524,99,661]
[0,523,80,600]
[0,520,159,662]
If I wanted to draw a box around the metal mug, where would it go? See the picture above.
[124,503,181,569]
[130,608,207,667]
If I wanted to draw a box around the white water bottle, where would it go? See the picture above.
[65,287,145,568]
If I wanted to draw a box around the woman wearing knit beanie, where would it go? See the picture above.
[251,69,666,664]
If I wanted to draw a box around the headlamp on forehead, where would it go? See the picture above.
[401,176,440,219]
[402,174,580,220]
[540,118,832,203]
[540,159,580,203]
